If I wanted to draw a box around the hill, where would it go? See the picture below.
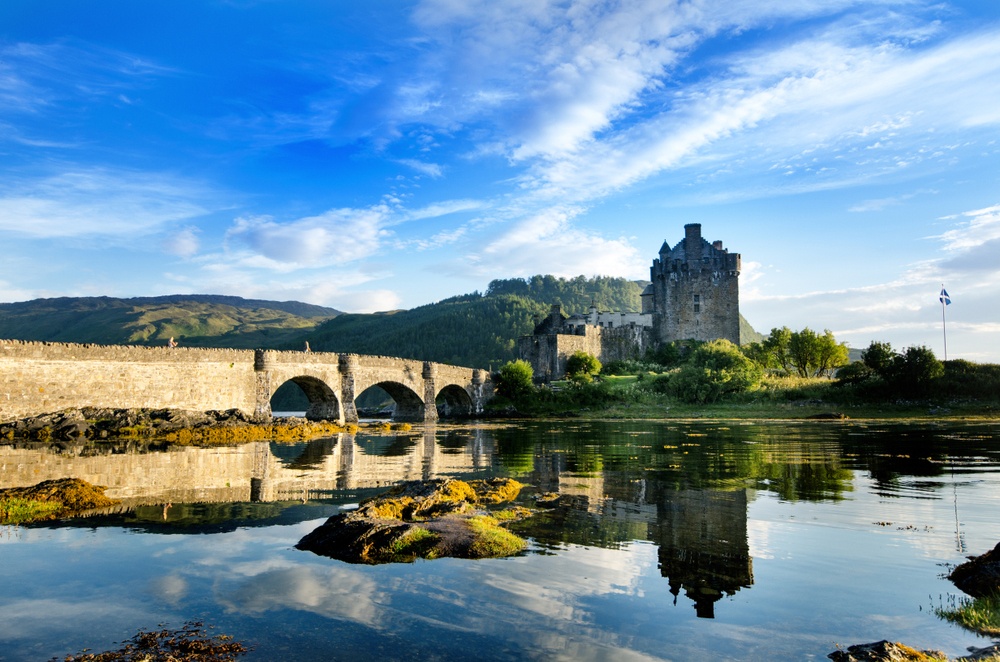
[0,295,341,348]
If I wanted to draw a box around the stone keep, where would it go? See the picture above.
[519,223,742,381]
[643,223,741,345]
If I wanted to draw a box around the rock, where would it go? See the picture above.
[0,477,119,523]
[297,478,529,564]
[828,640,948,661]
[958,644,1000,661]
[949,541,1000,598]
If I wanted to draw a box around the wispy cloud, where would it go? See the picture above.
[0,40,173,115]
[0,168,212,239]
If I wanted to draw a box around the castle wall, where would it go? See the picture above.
[518,325,653,381]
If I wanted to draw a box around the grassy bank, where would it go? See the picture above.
[486,373,1000,421]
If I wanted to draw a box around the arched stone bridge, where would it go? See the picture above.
[0,340,493,424]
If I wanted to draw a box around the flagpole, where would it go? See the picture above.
[941,283,948,361]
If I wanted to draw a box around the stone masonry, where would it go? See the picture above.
[0,340,491,424]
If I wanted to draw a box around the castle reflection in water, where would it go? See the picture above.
[2,423,790,618]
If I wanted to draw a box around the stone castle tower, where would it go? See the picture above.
[519,223,742,380]
[642,223,741,345]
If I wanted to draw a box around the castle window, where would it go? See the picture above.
[693,294,701,313]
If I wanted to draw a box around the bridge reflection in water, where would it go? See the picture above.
[0,425,752,618]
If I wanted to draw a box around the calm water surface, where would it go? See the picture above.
[2,419,1000,661]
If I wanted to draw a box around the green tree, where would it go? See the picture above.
[787,328,849,377]
[494,359,535,402]
[745,327,793,371]
[668,339,763,403]
[861,341,896,377]
[565,351,601,384]
[814,329,850,377]
[892,345,944,394]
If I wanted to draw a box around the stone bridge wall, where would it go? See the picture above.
[0,340,491,424]
[0,340,258,422]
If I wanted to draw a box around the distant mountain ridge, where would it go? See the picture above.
[0,294,341,348]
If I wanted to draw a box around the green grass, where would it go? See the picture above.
[386,526,440,561]
[466,515,528,558]
[0,497,62,525]
[935,593,1000,636]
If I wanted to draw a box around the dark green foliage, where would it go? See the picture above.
[667,339,763,403]
[936,360,1000,399]
[307,276,646,368]
[602,359,666,375]
[307,294,545,368]
[842,341,951,399]
[566,351,601,384]
[645,340,686,368]
[861,341,896,375]
[485,275,644,313]
[832,361,873,387]
[893,345,944,391]
[494,360,536,402]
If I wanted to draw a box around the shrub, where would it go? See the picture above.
[494,359,535,402]
[565,351,601,384]
[667,339,763,403]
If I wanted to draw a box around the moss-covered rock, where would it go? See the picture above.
[0,478,119,524]
[297,478,530,563]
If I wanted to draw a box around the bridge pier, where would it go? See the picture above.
[422,362,439,424]
[253,350,276,422]
[339,354,359,424]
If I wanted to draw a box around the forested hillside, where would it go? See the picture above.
[305,276,650,368]
[0,295,340,348]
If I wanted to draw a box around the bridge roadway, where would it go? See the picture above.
[0,339,492,424]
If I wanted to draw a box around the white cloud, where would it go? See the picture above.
[0,279,38,303]
[225,207,390,268]
[216,565,382,626]
[0,169,212,239]
[937,204,1000,252]
[468,206,645,279]
[396,158,444,178]
[162,227,201,257]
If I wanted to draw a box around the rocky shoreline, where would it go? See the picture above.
[0,407,367,445]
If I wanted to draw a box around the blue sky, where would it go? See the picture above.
[2,0,999,361]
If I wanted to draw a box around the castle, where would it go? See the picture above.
[519,223,741,381]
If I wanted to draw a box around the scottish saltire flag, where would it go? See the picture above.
[940,287,951,305]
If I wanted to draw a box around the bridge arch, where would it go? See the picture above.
[436,384,474,417]
[360,381,426,422]
[271,375,341,421]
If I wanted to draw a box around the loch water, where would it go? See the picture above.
[2,419,1000,661]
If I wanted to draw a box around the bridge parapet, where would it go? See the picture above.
[1,339,492,424]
